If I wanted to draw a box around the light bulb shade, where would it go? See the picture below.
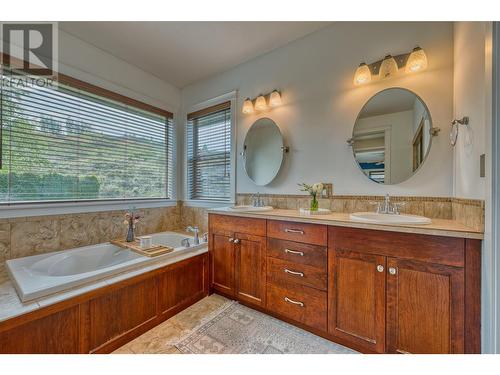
[379,55,398,78]
[269,90,282,107]
[255,95,267,111]
[353,63,371,85]
[405,47,428,73]
[242,98,254,114]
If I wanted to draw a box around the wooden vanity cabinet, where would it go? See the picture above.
[209,214,267,307]
[208,214,481,354]
[329,227,480,354]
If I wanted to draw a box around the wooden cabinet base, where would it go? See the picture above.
[0,253,209,354]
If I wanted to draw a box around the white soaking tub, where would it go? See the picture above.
[6,231,207,302]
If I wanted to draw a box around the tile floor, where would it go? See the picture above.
[113,294,230,354]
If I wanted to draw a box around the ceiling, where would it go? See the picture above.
[359,89,419,118]
[60,22,331,88]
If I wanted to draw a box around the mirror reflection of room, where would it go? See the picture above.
[352,88,432,184]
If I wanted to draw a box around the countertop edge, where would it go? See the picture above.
[208,209,484,240]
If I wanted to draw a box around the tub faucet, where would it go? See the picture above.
[186,226,199,245]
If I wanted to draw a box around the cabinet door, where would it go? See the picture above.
[328,248,386,353]
[210,231,235,297]
[234,233,266,307]
[386,258,464,354]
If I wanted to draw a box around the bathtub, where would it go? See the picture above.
[6,231,207,302]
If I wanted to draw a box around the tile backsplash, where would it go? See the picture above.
[0,204,181,262]
[181,194,485,235]
[0,195,484,264]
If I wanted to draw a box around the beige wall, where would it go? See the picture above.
[180,22,454,198]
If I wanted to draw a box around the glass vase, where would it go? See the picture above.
[126,224,135,242]
[310,195,319,212]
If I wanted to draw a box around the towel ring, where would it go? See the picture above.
[450,116,469,147]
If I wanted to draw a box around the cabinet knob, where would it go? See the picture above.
[228,238,234,243]
[376,265,384,273]
[388,267,397,275]
[233,239,240,244]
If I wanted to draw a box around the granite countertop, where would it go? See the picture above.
[210,208,484,240]
[0,246,208,324]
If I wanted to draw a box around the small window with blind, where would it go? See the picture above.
[187,101,233,201]
[0,68,175,204]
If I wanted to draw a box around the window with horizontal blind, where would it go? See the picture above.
[187,101,232,201]
[0,69,174,203]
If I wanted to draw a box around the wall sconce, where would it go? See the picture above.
[241,90,282,114]
[353,46,428,86]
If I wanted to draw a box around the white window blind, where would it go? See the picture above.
[0,69,174,203]
[187,101,232,201]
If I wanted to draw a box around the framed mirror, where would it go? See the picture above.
[243,118,285,186]
[351,88,433,184]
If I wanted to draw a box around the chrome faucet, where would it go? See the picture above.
[375,194,405,215]
[251,192,264,207]
[186,226,200,245]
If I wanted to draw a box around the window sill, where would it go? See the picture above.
[0,199,179,219]
[182,200,234,209]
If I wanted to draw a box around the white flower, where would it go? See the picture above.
[312,183,323,195]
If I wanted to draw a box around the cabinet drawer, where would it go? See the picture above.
[209,214,266,237]
[266,282,327,331]
[267,257,327,291]
[267,238,327,269]
[267,220,327,246]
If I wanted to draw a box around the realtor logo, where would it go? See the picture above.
[1,22,58,77]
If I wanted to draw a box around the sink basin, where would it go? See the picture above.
[349,212,431,225]
[226,205,274,212]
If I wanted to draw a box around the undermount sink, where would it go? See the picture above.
[349,212,431,225]
[227,205,274,212]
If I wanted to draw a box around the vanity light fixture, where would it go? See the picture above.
[242,90,283,114]
[353,63,372,85]
[254,95,268,111]
[405,46,428,73]
[379,55,398,79]
[242,98,254,114]
[269,90,282,107]
[354,46,428,85]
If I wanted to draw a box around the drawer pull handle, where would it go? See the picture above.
[284,248,304,256]
[284,268,304,277]
[284,228,304,234]
[284,297,304,307]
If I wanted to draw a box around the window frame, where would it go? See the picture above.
[0,63,178,217]
[184,91,237,207]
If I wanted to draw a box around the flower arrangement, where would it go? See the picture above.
[124,208,141,242]
[298,182,324,212]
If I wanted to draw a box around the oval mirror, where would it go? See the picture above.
[352,88,433,184]
[243,118,285,186]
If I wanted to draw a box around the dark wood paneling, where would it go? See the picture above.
[328,249,386,353]
[268,220,327,246]
[158,255,208,316]
[210,232,235,296]
[89,277,158,352]
[330,226,465,267]
[266,282,327,331]
[234,233,266,306]
[0,306,80,353]
[209,214,266,237]
[386,258,464,354]
[267,257,327,291]
[465,239,481,353]
[267,238,327,269]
